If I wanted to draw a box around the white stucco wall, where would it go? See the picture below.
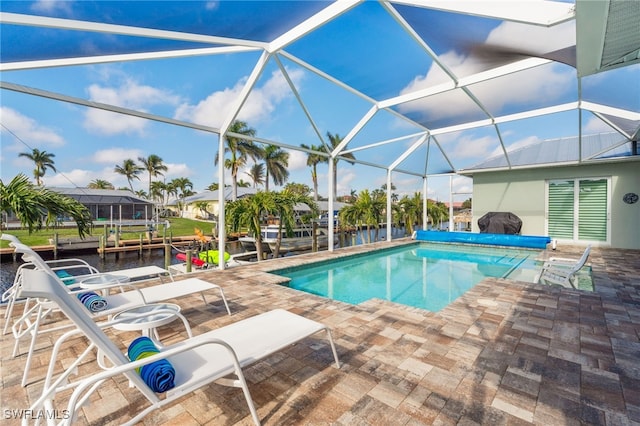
[470,160,640,249]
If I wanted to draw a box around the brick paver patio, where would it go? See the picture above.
[1,240,638,425]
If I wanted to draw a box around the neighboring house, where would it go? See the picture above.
[442,201,464,209]
[460,134,639,249]
[296,201,348,217]
[171,190,347,222]
[169,187,258,219]
[49,188,155,223]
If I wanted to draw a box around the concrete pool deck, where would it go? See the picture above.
[1,239,639,425]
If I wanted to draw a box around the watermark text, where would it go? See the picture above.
[3,409,70,420]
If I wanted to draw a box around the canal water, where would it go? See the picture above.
[0,227,408,294]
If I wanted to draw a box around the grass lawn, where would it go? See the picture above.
[0,218,218,248]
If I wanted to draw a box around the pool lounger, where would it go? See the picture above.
[21,268,340,426]
[413,230,551,249]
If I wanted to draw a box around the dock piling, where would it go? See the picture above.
[164,244,171,270]
[99,236,105,259]
[185,249,192,273]
[53,233,58,258]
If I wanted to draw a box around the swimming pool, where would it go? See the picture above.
[273,243,541,312]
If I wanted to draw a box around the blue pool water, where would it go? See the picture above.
[273,243,540,312]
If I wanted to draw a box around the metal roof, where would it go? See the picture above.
[462,132,633,173]
[1,0,638,179]
[49,188,153,204]
[177,187,258,205]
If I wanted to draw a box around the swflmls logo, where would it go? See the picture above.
[3,409,71,420]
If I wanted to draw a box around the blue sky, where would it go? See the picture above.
[1,0,637,204]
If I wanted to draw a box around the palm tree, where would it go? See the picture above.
[114,159,143,192]
[216,120,261,200]
[271,190,317,258]
[428,199,449,230]
[135,189,148,199]
[206,182,231,191]
[263,144,289,192]
[87,179,114,190]
[399,192,423,235]
[325,132,355,200]
[339,198,365,241]
[300,143,326,201]
[1,174,92,237]
[164,180,179,206]
[381,183,398,203]
[138,155,168,196]
[194,201,211,219]
[237,179,251,188]
[283,182,311,197]
[225,191,277,261]
[18,148,57,186]
[246,163,265,188]
[149,181,167,204]
[169,177,194,217]
[339,189,384,243]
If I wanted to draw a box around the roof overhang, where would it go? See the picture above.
[576,0,640,77]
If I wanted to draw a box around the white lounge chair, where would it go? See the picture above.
[1,233,172,335]
[20,268,340,426]
[535,245,591,288]
[4,239,231,386]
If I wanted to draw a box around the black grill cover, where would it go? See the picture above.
[478,212,522,234]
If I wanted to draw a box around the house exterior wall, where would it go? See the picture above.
[471,161,639,249]
[180,201,220,219]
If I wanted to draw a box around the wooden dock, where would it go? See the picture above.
[97,238,202,254]
[0,245,56,256]
[0,235,211,257]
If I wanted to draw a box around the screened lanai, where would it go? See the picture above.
[1,1,639,265]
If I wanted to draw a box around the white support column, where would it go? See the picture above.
[217,134,226,267]
[448,175,454,232]
[422,177,428,231]
[386,170,392,242]
[328,159,335,251]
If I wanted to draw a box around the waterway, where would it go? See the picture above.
[0,227,408,294]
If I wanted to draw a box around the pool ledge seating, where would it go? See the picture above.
[412,230,551,249]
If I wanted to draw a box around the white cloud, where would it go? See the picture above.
[90,79,181,107]
[485,20,575,55]
[286,149,307,171]
[337,170,356,196]
[439,133,498,160]
[175,68,304,128]
[41,162,193,191]
[205,1,219,11]
[165,163,193,179]
[0,107,65,150]
[31,0,72,14]
[398,20,575,123]
[452,176,472,193]
[390,176,422,199]
[84,110,149,136]
[39,166,136,189]
[583,116,616,134]
[491,136,540,158]
[92,148,144,165]
[84,79,182,136]
[43,169,95,187]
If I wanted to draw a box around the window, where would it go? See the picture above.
[547,178,609,243]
